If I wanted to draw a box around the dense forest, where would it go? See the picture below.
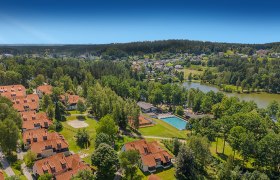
[1,40,280,56]
[200,56,280,93]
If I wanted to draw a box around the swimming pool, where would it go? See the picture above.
[161,116,187,130]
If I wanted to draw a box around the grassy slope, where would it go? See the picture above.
[139,118,187,139]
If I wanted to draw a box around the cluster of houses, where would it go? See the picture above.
[0,84,173,178]
[0,84,89,179]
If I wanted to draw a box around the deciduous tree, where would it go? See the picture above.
[91,143,119,179]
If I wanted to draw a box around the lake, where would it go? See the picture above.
[183,82,280,108]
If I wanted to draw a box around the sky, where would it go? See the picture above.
[0,0,280,44]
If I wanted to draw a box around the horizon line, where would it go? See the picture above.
[0,39,280,46]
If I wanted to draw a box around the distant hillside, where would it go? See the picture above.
[1,40,280,56]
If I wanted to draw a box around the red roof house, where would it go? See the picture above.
[36,85,52,98]
[22,128,64,150]
[60,94,81,110]
[32,153,90,179]
[12,94,39,112]
[30,136,69,159]
[123,139,173,172]
[0,84,26,99]
[20,111,52,131]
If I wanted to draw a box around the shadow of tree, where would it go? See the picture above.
[77,116,86,120]
[217,153,228,161]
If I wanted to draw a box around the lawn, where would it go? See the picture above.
[209,138,253,168]
[67,110,87,115]
[138,167,175,180]
[178,65,217,79]
[178,68,203,79]
[210,138,239,161]
[60,114,98,164]
[139,117,187,139]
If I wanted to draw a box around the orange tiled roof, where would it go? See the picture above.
[22,129,63,145]
[128,115,153,129]
[33,153,88,177]
[30,137,68,155]
[0,84,26,99]
[21,111,52,130]
[0,170,4,180]
[139,115,153,125]
[37,85,52,95]
[55,164,90,180]
[12,94,39,112]
[60,94,80,105]
[125,139,172,168]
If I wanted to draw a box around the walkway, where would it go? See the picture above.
[142,136,186,143]
[0,149,15,177]
[21,163,33,180]
[17,147,33,180]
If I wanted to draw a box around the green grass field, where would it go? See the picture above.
[139,117,187,139]
[178,65,217,80]
[138,167,175,180]
[60,114,98,164]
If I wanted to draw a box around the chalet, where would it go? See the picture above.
[60,94,80,110]
[36,84,52,98]
[0,84,26,99]
[22,129,63,150]
[122,139,173,173]
[30,136,69,159]
[137,101,157,113]
[12,94,39,112]
[128,115,154,128]
[33,153,90,179]
[21,111,52,131]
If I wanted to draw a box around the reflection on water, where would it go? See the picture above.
[183,82,280,108]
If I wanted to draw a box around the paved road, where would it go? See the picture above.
[21,163,33,180]
[0,150,15,177]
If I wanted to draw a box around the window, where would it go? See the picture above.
[51,167,56,173]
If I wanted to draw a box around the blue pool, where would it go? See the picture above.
[161,116,187,130]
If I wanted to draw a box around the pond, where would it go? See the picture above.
[183,82,280,109]
[161,116,187,130]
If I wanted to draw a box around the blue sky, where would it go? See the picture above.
[0,0,280,44]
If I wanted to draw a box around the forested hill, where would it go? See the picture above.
[1,40,280,56]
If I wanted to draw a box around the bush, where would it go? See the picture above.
[12,160,21,171]
[176,106,184,116]
[49,120,63,132]
[24,150,37,168]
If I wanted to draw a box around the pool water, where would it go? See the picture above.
[161,116,187,130]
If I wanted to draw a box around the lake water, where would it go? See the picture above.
[183,82,280,109]
[161,116,187,130]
